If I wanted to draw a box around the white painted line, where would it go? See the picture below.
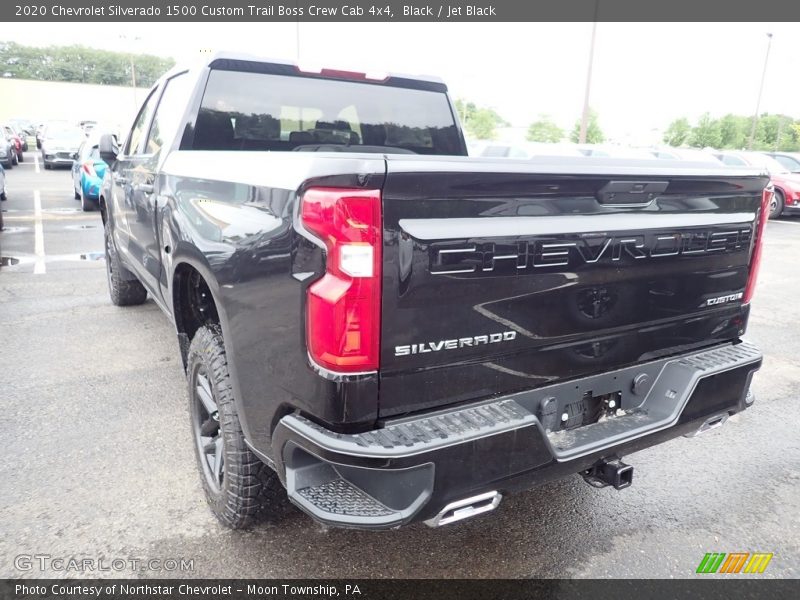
[769,218,800,226]
[33,190,46,275]
[34,153,40,173]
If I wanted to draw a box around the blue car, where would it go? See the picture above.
[71,138,107,212]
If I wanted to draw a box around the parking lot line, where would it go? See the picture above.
[770,219,800,226]
[34,153,40,174]
[33,190,46,274]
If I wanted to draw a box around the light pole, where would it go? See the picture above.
[295,0,301,62]
[579,1,599,144]
[748,32,773,150]
[119,34,141,110]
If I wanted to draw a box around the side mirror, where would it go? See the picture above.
[98,134,118,164]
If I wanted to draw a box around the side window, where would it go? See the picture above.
[774,155,800,171]
[144,72,191,156]
[124,88,160,156]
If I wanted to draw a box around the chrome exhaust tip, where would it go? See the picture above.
[424,490,502,528]
[685,413,729,438]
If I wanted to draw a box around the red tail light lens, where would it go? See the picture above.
[82,162,96,177]
[301,187,382,372]
[743,186,772,304]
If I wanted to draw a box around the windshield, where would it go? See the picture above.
[191,70,463,155]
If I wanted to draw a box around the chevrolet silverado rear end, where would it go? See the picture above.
[100,54,767,530]
[277,158,768,529]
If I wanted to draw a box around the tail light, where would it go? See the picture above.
[743,186,772,304]
[82,162,96,177]
[301,187,382,372]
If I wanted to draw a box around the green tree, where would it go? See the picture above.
[455,98,509,140]
[526,115,564,143]
[0,41,174,87]
[718,114,749,149]
[570,109,604,144]
[689,113,722,148]
[662,117,691,147]
[750,114,799,151]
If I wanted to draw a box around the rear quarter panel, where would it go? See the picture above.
[158,151,386,452]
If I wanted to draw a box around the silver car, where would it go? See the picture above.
[0,131,14,169]
[41,125,84,169]
[0,164,6,231]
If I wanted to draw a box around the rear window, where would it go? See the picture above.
[190,70,463,155]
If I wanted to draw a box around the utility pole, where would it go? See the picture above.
[748,32,773,150]
[119,34,141,110]
[130,56,137,106]
[295,0,301,61]
[579,0,599,144]
[296,21,301,62]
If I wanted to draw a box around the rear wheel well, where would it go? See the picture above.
[99,196,108,225]
[173,264,220,368]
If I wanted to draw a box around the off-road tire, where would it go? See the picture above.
[188,325,290,529]
[104,220,147,306]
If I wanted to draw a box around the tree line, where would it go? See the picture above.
[0,42,175,88]
[662,113,800,151]
[457,98,800,152]
[455,100,606,144]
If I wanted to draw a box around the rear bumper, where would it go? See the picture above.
[267,341,761,530]
[781,204,800,216]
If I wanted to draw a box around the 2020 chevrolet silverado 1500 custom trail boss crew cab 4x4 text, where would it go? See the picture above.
[98,54,768,530]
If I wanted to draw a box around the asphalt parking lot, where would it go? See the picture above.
[1,158,799,579]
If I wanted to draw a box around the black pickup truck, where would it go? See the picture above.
[98,53,768,530]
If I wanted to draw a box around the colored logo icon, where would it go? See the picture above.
[696,552,773,574]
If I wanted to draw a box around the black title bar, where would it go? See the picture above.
[5,0,800,22]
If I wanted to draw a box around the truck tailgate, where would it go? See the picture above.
[378,157,769,418]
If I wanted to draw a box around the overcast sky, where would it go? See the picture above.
[6,22,800,141]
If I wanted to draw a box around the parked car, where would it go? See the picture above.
[575,145,657,159]
[469,141,584,159]
[71,137,107,211]
[650,148,724,164]
[762,151,800,174]
[37,120,71,151]
[0,164,6,231]
[470,142,533,158]
[0,130,15,169]
[9,118,35,138]
[8,121,31,151]
[714,151,800,218]
[3,124,24,163]
[41,126,84,170]
[99,53,766,531]
[35,123,45,149]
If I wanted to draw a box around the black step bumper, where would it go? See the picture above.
[269,341,762,529]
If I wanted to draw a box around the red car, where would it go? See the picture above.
[715,151,800,218]
[2,124,23,164]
